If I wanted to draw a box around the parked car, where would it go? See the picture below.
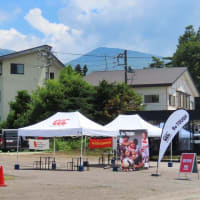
[0,129,29,152]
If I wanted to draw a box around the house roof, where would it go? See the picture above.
[84,67,188,87]
[0,45,65,68]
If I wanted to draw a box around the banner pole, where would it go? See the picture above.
[156,161,159,174]
[170,142,173,162]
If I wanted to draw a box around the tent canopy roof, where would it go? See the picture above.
[18,111,117,137]
[105,114,162,137]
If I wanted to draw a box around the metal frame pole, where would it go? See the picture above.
[53,137,56,158]
[16,135,20,164]
[80,135,83,165]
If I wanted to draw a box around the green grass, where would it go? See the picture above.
[49,138,112,156]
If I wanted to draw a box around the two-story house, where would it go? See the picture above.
[84,67,199,111]
[0,45,65,121]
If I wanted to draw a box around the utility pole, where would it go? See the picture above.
[38,46,53,80]
[115,49,128,84]
[124,50,128,84]
[104,56,108,71]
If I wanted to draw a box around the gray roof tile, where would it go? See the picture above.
[84,67,187,87]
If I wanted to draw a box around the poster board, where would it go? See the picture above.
[29,139,49,150]
[178,153,199,180]
[119,130,149,171]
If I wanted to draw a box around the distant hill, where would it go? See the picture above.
[68,47,164,73]
[0,48,14,56]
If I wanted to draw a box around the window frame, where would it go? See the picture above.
[10,63,24,75]
[169,95,176,106]
[50,72,54,80]
[144,95,159,103]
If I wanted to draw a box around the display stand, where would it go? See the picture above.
[178,153,199,180]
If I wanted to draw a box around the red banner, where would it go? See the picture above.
[179,153,195,173]
[89,138,112,149]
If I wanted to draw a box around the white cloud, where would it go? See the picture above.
[24,8,94,61]
[59,0,200,56]
[0,28,41,50]
[25,8,71,37]
[0,8,97,62]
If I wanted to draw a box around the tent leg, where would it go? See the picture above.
[53,137,56,158]
[84,136,87,156]
[81,135,83,165]
[17,135,19,164]
[15,135,20,170]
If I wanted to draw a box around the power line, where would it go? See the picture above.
[52,50,156,59]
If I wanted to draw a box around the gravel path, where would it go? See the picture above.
[1,153,200,200]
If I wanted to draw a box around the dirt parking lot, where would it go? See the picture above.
[1,152,200,200]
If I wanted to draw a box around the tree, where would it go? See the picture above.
[5,90,31,128]
[93,80,143,124]
[178,25,196,45]
[74,64,82,75]
[172,25,200,91]
[104,83,143,121]
[57,66,95,118]
[149,57,165,68]
[3,66,143,128]
[83,64,88,76]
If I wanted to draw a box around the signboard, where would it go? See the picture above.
[29,139,49,150]
[89,138,112,149]
[179,153,195,173]
[119,130,149,171]
[178,153,199,180]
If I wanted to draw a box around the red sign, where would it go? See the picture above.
[52,119,70,126]
[179,153,195,173]
[89,138,112,149]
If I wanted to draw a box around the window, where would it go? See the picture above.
[50,72,54,79]
[169,95,176,106]
[10,63,24,74]
[177,91,190,109]
[186,96,190,109]
[144,95,159,103]
[45,72,49,80]
[0,63,2,75]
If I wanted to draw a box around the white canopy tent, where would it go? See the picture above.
[18,111,117,137]
[105,114,162,137]
[17,112,118,166]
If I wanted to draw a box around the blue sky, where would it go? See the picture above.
[0,0,200,62]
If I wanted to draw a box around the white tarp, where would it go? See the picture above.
[18,111,117,137]
[105,114,162,137]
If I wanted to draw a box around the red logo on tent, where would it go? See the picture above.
[52,119,70,126]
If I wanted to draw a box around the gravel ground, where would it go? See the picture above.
[1,152,200,200]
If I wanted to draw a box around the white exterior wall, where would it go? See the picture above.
[0,52,63,120]
[134,86,167,111]
[168,71,198,110]
[134,71,198,111]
